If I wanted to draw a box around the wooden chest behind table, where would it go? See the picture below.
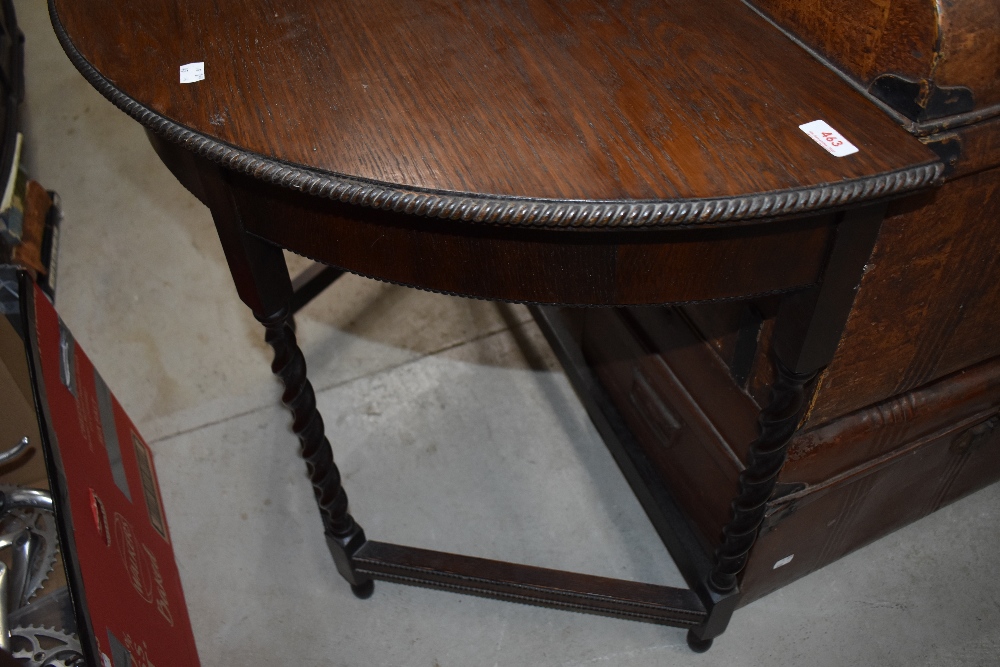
[576,0,1000,605]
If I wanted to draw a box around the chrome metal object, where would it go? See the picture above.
[0,488,54,515]
[0,487,59,608]
[9,624,85,667]
[0,438,29,466]
[0,562,8,651]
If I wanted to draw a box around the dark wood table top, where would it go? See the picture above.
[50,0,940,229]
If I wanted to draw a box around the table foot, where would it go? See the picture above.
[351,580,375,599]
[686,630,713,653]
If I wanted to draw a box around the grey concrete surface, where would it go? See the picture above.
[16,1,1000,665]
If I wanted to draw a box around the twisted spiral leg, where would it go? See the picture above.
[708,357,816,594]
[258,307,371,592]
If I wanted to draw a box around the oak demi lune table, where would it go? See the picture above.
[49,0,942,653]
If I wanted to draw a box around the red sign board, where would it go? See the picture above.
[27,278,200,666]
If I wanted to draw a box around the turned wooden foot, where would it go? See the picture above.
[686,630,714,653]
[351,580,375,599]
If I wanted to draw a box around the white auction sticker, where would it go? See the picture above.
[773,554,795,569]
[799,120,858,157]
[179,62,205,84]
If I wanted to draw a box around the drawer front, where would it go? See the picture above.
[741,411,1000,605]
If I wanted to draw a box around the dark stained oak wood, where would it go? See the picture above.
[804,168,1000,427]
[353,541,707,627]
[49,0,953,651]
[663,1,1000,427]
[929,115,1000,179]
[786,356,1000,486]
[748,0,1000,129]
[222,166,837,305]
[51,0,939,229]
[580,306,1000,605]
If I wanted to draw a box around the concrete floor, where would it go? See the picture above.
[16,1,1000,665]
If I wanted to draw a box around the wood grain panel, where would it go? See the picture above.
[748,0,938,87]
[749,0,1000,123]
[741,410,1000,605]
[922,114,1000,181]
[934,0,1000,111]
[787,356,1000,485]
[805,167,1000,426]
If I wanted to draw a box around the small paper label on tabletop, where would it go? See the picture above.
[799,120,858,157]
[179,62,205,84]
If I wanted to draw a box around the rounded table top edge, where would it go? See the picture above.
[49,2,943,229]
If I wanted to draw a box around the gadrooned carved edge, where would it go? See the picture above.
[49,2,944,230]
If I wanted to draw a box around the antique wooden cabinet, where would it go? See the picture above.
[577,0,1000,604]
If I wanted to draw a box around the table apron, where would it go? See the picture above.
[231,177,833,306]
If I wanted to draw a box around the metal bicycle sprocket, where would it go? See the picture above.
[9,624,85,667]
[0,486,59,605]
